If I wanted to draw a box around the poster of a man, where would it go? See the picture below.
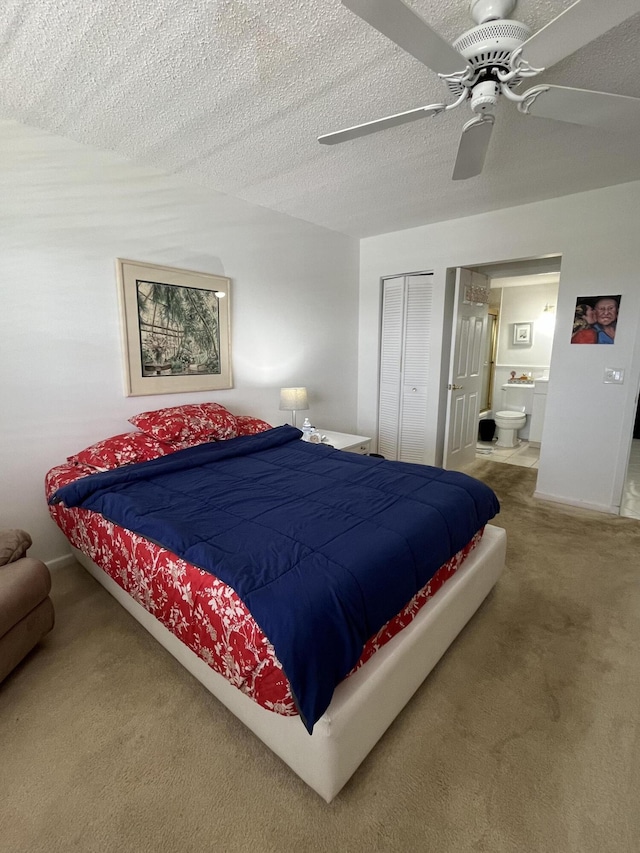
[571,295,621,344]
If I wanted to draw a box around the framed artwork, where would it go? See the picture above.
[512,322,533,346]
[570,294,621,344]
[116,259,232,396]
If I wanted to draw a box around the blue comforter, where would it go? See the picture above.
[50,425,499,731]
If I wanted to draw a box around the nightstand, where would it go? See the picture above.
[315,429,372,455]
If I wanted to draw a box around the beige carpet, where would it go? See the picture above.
[1,461,639,853]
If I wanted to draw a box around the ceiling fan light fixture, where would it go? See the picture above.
[470,80,499,114]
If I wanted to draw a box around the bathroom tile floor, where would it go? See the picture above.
[475,440,540,468]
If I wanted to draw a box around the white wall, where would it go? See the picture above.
[0,121,359,562]
[358,181,640,515]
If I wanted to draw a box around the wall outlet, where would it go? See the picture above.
[604,368,625,384]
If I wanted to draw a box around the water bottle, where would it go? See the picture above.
[301,417,314,441]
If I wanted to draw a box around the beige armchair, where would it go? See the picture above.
[0,529,55,682]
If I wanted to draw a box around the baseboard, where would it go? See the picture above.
[533,491,618,515]
[46,552,76,571]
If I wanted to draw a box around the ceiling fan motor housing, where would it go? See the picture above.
[446,19,531,96]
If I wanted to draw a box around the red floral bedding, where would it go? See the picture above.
[46,461,483,717]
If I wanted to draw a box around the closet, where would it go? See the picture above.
[378,274,434,463]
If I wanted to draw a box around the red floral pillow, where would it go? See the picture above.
[67,432,170,472]
[128,403,238,444]
[235,415,272,436]
[163,435,209,451]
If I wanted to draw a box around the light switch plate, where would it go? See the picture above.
[604,368,625,384]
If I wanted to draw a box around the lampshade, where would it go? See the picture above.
[279,387,309,412]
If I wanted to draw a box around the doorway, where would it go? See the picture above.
[445,255,561,474]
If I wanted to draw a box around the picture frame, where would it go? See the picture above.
[512,322,533,346]
[570,294,621,344]
[116,259,232,396]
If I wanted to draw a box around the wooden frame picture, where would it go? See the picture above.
[116,259,232,396]
[512,322,533,346]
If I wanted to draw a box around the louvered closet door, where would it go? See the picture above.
[398,276,432,463]
[378,278,404,460]
[378,274,433,463]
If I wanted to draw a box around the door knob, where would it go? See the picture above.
[448,384,464,390]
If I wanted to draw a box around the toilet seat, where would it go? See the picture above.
[495,410,525,421]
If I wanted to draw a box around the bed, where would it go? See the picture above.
[46,403,506,801]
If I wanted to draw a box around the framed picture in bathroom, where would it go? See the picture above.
[512,322,533,346]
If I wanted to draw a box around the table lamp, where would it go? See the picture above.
[279,387,309,428]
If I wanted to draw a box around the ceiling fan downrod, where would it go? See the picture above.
[469,0,517,26]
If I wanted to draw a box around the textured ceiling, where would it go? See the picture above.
[1,0,640,237]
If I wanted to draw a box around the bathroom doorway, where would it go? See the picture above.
[466,255,562,471]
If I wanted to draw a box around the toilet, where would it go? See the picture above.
[495,383,534,447]
[494,409,527,447]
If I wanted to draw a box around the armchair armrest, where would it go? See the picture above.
[0,529,33,567]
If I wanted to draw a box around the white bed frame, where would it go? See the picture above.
[72,524,505,802]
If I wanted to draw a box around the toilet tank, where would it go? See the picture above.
[501,383,534,414]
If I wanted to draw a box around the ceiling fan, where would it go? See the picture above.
[318,0,640,179]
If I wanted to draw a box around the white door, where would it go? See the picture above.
[398,276,432,463]
[378,274,433,463]
[443,268,489,470]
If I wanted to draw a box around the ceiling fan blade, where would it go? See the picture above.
[342,0,466,76]
[452,116,494,181]
[526,85,640,132]
[520,0,640,71]
[318,104,445,145]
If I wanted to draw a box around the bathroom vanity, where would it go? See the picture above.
[529,378,549,446]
